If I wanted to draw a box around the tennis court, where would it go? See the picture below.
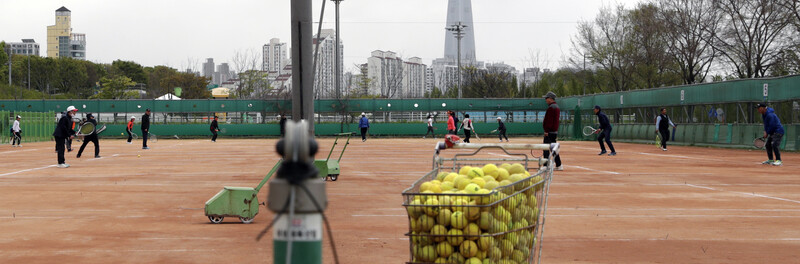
[0,138,798,263]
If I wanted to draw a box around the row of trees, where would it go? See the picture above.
[425,0,800,99]
[0,43,211,99]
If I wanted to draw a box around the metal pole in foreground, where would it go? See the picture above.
[291,0,315,133]
[268,121,326,264]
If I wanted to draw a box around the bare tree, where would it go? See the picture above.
[712,0,794,78]
[231,48,270,99]
[659,0,719,84]
[572,5,636,92]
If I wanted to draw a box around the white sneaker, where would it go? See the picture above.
[772,160,783,166]
[57,164,70,168]
[662,148,667,151]
[555,166,564,171]
[762,160,774,165]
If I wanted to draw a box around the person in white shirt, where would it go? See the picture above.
[424,115,436,139]
[459,114,474,143]
[11,115,22,147]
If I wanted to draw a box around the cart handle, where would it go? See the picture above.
[444,142,559,152]
[254,159,283,192]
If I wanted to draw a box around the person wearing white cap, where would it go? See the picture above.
[52,106,78,168]
[127,116,136,144]
[493,116,508,142]
[11,115,22,147]
[359,112,369,142]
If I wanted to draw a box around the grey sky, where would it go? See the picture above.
[2,0,642,73]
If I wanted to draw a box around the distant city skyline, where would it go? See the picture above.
[1,0,641,72]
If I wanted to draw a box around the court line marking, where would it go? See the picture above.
[568,165,620,175]
[0,148,37,154]
[0,164,58,177]
[686,184,800,204]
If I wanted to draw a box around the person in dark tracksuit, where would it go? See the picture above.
[77,113,100,158]
[495,117,508,142]
[655,108,676,151]
[359,113,370,142]
[53,106,78,168]
[210,116,219,142]
[127,116,135,144]
[279,114,287,138]
[542,92,563,171]
[594,106,616,156]
[142,109,151,149]
[757,103,785,166]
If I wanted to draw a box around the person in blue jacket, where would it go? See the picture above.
[594,106,616,156]
[359,112,370,142]
[757,103,784,166]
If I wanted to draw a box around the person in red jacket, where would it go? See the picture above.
[447,111,456,134]
[542,91,563,171]
[126,116,136,144]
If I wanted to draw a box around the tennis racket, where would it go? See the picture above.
[473,131,481,141]
[753,137,767,149]
[671,126,676,141]
[76,122,96,137]
[129,131,139,140]
[12,132,21,145]
[582,126,598,136]
[220,128,227,134]
[148,132,158,143]
[655,132,662,148]
[96,124,107,134]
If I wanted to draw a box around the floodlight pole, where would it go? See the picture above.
[332,0,343,100]
[447,22,467,99]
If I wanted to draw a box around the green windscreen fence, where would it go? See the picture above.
[1,111,56,144]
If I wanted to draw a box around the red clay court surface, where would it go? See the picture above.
[0,137,798,263]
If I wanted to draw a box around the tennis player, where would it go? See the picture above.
[76,113,100,158]
[127,116,135,144]
[459,114,474,143]
[542,92,563,171]
[594,106,616,156]
[11,115,21,147]
[141,109,151,149]
[424,115,435,139]
[53,106,78,168]
[495,117,508,142]
[757,103,784,166]
[655,108,677,151]
[210,116,219,142]
[359,113,370,142]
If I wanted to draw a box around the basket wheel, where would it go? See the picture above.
[208,215,224,224]
[239,217,254,224]
[329,174,338,181]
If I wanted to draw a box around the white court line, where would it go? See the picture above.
[568,165,620,175]
[0,148,37,154]
[687,184,800,204]
[0,164,58,177]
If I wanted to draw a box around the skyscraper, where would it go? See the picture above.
[46,6,86,59]
[444,0,476,65]
[203,58,215,81]
[263,38,289,72]
[313,29,344,99]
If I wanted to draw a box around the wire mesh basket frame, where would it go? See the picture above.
[403,145,557,264]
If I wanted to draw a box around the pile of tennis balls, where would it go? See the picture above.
[408,163,545,264]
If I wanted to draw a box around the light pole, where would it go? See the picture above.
[447,22,467,99]
[332,0,343,99]
[583,53,592,95]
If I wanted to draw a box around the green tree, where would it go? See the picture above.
[111,60,147,84]
[55,57,89,96]
[92,75,137,99]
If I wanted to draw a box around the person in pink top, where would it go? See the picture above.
[447,111,456,134]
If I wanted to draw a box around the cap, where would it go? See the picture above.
[131,116,136,119]
[67,105,78,112]
[543,91,557,99]
[145,108,151,111]
[756,103,767,108]
[497,116,502,120]
[594,105,601,110]
[361,112,366,116]
[17,115,21,119]
[86,113,94,118]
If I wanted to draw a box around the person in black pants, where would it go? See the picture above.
[594,106,616,156]
[210,116,219,142]
[359,113,369,142]
[77,113,100,158]
[424,115,435,139]
[53,106,78,168]
[141,109,151,149]
[279,114,287,138]
[655,108,676,151]
[495,117,508,142]
[542,92,563,170]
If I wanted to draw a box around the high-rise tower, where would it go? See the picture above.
[444,0,476,65]
[46,6,86,59]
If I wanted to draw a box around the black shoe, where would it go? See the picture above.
[94,155,101,158]
[609,152,617,156]
[76,154,81,158]
[598,151,607,155]
[68,148,73,152]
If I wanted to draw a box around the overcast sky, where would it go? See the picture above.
[2,0,643,73]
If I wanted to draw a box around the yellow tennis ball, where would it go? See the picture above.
[121,133,124,135]
[137,155,141,158]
